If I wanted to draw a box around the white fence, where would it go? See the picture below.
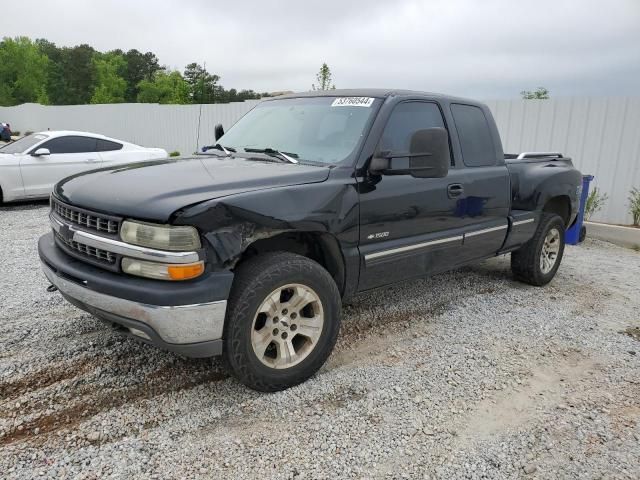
[0,101,260,158]
[485,97,640,225]
[2,97,639,224]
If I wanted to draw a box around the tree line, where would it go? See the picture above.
[0,37,272,106]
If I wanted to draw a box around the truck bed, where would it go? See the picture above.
[505,152,578,214]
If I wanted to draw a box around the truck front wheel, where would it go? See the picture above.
[511,213,566,286]
[223,252,341,392]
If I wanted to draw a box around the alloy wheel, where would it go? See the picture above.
[540,227,561,274]
[251,284,324,369]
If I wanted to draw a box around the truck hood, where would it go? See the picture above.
[54,156,331,222]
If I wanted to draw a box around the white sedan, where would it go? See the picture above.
[0,131,168,202]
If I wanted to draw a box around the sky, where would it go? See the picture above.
[4,0,640,99]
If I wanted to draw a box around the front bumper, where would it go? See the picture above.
[39,233,233,358]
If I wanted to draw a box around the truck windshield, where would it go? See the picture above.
[218,96,380,165]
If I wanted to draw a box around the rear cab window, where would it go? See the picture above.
[450,104,496,167]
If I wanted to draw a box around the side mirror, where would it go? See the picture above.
[32,148,51,157]
[369,128,450,178]
[214,124,224,141]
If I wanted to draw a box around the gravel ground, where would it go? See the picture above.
[1,202,639,479]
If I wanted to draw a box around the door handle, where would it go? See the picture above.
[447,183,464,198]
[86,158,99,163]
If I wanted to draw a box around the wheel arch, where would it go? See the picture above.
[542,195,571,226]
[235,231,347,297]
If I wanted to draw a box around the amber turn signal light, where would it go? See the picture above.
[167,262,205,281]
[122,258,205,281]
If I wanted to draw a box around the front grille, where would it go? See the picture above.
[52,197,120,234]
[55,231,117,265]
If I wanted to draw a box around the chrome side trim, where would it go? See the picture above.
[51,214,200,264]
[41,262,226,344]
[365,235,463,261]
[513,218,535,226]
[464,224,508,238]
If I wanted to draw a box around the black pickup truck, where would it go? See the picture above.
[39,89,582,391]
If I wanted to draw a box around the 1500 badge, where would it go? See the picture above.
[367,232,389,240]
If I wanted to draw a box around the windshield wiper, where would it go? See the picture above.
[202,143,236,155]
[243,147,299,164]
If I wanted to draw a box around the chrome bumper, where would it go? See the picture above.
[41,261,227,345]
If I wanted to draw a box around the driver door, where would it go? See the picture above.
[20,135,102,197]
[357,101,466,291]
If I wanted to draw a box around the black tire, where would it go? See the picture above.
[511,213,566,286]
[223,251,341,392]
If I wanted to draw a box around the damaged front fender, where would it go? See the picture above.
[169,175,361,296]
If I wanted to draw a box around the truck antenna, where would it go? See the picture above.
[195,61,206,153]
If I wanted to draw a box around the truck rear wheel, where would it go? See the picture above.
[511,213,566,286]
[223,252,341,392]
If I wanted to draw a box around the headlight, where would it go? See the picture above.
[122,258,205,281]
[120,220,201,251]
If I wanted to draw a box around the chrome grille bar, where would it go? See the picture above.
[52,197,120,234]
[54,231,117,265]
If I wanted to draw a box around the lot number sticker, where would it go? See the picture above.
[331,97,375,107]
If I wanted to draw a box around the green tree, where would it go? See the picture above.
[0,36,49,106]
[183,63,220,103]
[312,63,335,90]
[90,52,127,104]
[36,39,68,105]
[236,89,261,101]
[1,36,271,106]
[124,49,160,102]
[36,39,98,105]
[521,87,550,99]
[62,44,98,104]
[137,70,190,104]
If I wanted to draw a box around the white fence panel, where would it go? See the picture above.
[2,97,639,224]
[486,97,640,224]
[0,101,260,158]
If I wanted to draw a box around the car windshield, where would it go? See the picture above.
[217,96,380,165]
[0,133,48,154]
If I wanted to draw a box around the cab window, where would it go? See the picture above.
[450,104,496,167]
[378,101,451,165]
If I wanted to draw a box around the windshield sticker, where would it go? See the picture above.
[331,97,375,107]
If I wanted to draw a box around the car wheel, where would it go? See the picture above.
[579,225,587,243]
[511,213,566,286]
[223,251,341,392]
